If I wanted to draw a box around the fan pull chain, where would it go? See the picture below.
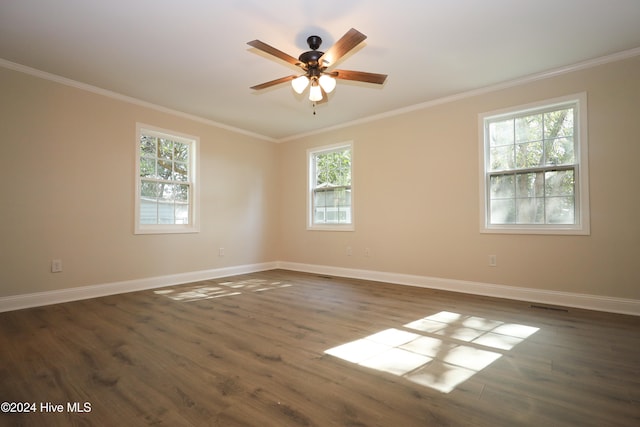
[312,103,317,115]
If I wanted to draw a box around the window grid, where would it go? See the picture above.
[139,134,192,225]
[135,125,198,234]
[308,143,353,230]
[486,103,578,227]
[480,93,589,235]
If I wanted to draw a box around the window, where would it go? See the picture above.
[479,93,589,234]
[308,142,353,231]
[135,124,199,234]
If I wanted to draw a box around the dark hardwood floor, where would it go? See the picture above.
[1,270,639,426]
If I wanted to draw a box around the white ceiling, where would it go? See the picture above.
[1,0,640,141]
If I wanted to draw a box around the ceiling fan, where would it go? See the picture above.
[247,28,387,103]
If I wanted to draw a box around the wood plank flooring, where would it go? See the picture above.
[1,270,639,426]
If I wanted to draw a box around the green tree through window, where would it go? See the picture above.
[135,125,198,234]
[480,94,589,234]
[309,144,353,228]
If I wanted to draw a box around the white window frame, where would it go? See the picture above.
[135,123,199,234]
[307,141,354,231]
[478,93,590,235]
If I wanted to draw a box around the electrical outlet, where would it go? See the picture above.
[51,259,63,273]
[219,248,225,257]
[489,255,497,267]
[364,247,371,257]
[346,246,353,256]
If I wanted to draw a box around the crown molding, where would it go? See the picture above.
[277,47,640,142]
[0,58,277,143]
[3,47,639,144]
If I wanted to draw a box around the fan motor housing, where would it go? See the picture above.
[299,50,324,66]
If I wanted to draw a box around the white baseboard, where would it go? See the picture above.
[0,262,278,313]
[276,261,640,317]
[2,261,638,316]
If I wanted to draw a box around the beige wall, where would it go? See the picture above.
[0,68,280,297]
[278,55,640,300]
[2,55,639,303]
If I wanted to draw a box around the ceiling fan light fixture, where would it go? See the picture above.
[318,74,336,93]
[249,28,387,107]
[291,75,309,94]
[309,82,323,102]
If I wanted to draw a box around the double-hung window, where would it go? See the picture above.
[135,124,199,234]
[479,93,589,234]
[307,142,353,231]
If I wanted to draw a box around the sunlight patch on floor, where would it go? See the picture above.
[325,311,539,393]
[154,279,292,302]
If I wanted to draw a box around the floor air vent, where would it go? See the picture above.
[530,304,569,313]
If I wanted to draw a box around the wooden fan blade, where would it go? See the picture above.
[250,75,297,90]
[247,40,302,67]
[318,28,367,67]
[332,69,388,85]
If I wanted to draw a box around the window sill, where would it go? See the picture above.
[307,224,355,232]
[135,225,200,235]
[481,224,590,235]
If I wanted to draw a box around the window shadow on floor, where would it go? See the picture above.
[154,279,293,302]
[324,311,539,393]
